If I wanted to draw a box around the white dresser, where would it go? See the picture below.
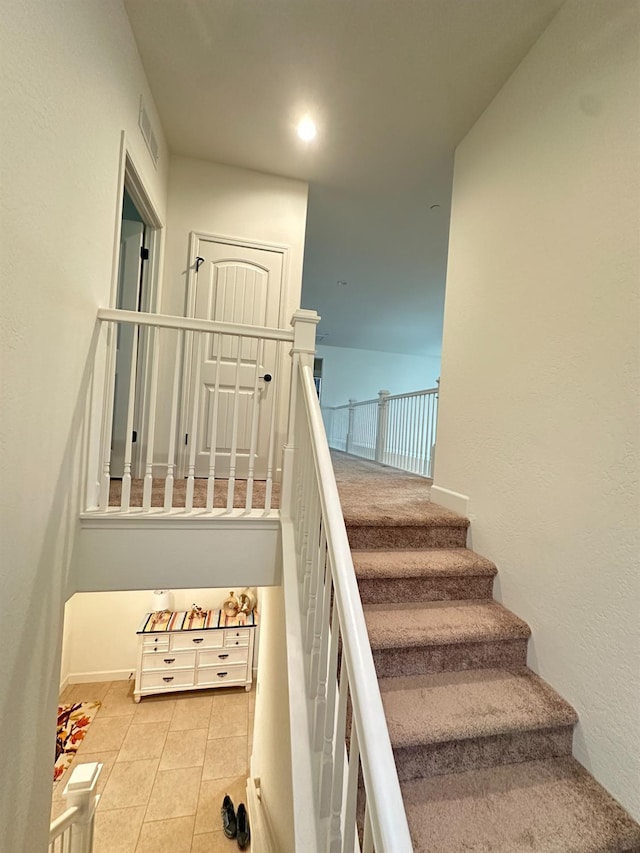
[134,610,257,702]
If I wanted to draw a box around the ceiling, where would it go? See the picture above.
[125,0,564,356]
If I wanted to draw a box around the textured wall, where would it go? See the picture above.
[435,0,640,819]
[0,2,168,848]
[316,344,440,407]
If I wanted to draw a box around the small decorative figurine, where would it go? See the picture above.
[238,587,257,614]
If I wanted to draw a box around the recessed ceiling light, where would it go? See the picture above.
[337,280,347,286]
[297,116,317,141]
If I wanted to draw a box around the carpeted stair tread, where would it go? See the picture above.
[343,499,469,528]
[401,756,640,852]
[364,600,531,650]
[352,547,497,579]
[379,667,577,748]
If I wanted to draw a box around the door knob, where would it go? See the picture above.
[259,373,272,382]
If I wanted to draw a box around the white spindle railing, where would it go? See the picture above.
[49,763,102,853]
[323,384,439,477]
[282,313,412,852]
[89,308,294,515]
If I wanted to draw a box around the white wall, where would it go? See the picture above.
[250,583,295,853]
[317,344,440,407]
[0,2,168,849]
[61,588,257,684]
[435,0,640,819]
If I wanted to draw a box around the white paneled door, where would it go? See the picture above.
[187,238,284,480]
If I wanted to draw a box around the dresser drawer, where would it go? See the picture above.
[140,669,195,690]
[170,631,223,651]
[199,647,248,667]
[224,628,251,648]
[143,635,170,652]
[196,664,247,687]
[142,650,196,670]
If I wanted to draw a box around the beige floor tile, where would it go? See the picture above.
[117,721,170,762]
[93,805,146,853]
[194,775,247,835]
[202,736,248,781]
[159,728,208,771]
[133,695,177,723]
[81,715,132,753]
[145,766,202,821]
[136,815,195,853]
[191,831,241,852]
[209,697,248,740]
[170,695,213,731]
[99,758,159,811]
[61,681,113,703]
[109,679,136,695]
[99,688,138,718]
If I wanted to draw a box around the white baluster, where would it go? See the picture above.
[164,329,183,512]
[226,335,244,510]
[98,322,118,511]
[320,601,340,818]
[342,720,360,853]
[362,803,374,853]
[245,338,265,510]
[375,390,390,463]
[205,332,223,512]
[185,332,203,512]
[142,325,160,511]
[264,341,279,510]
[121,322,140,512]
[61,762,102,853]
[328,656,349,852]
[313,553,332,753]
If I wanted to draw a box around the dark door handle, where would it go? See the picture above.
[162,676,174,683]
[163,658,175,664]
[218,654,229,660]
[217,672,228,678]
[259,374,272,382]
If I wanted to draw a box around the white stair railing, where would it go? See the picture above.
[323,383,439,477]
[49,763,102,853]
[281,311,413,852]
[87,308,294,515]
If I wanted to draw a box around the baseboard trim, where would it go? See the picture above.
[68,669,133,684]
[246,776,277,853]
[59,675,70,694]
[431,485,470,517]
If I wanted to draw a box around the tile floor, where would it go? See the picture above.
[53,679,254,852]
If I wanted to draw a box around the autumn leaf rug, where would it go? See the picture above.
[54,701,101,781]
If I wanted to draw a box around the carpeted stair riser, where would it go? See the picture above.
[372,638,529,678]
[393,725,574,781]
[358,574,494,604]
[346,524,467,550]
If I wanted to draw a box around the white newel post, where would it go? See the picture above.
[345,399,357,454]
[281,309,320,517]
[375,389,390,463]
[63,762,102,853]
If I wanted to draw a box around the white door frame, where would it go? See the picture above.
[177,231,291,479]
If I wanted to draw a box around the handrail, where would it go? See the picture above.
[97,307,295,342]
[49,806,80,841]
[325,385,439,409]
[298,361,413,851]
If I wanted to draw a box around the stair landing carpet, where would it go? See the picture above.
[330,450,640,852]
[54,701,100,781]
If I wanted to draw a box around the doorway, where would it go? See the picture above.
[179,234,289,481]
[109,150,164,483]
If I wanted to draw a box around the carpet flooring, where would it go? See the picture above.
[331,450,640,851]
[109,477,280,510]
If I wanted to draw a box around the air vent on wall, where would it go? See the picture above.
[138,96,159,168]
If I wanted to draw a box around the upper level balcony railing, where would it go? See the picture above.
[322,384,439,477]
[85,308,299,516]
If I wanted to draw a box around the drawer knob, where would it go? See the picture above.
[164,658,175,664]
[217,671,228,678]
[192,638,203,644]
[162,676,174,683]
[218,654,229,660]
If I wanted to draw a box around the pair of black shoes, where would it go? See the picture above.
[221,794,250,849]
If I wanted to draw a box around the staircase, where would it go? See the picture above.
[332,452,640,852]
